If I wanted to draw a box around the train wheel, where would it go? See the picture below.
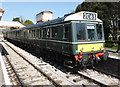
[49,51,56,63]
[55,53,63,64]
[81,54,89,68]
[87,55,93,69]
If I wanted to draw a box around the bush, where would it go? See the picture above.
[105,43,118,50]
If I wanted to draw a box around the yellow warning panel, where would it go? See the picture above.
[78,43,104,52]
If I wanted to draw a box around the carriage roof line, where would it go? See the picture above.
[6,11,102,32]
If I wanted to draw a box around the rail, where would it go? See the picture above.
[1,45,24,86]
[93,67,120,80]
[2,39,62,86]
[77,68,120,86]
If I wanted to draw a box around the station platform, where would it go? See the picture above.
[0,58,5,86]
[106,48,120,60]
[0,44,11,86]
[106,48,119,53]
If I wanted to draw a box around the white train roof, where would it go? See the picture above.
[64,11,102,22]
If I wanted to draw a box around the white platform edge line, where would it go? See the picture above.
[108,55,120,60]
[0,52,11,85]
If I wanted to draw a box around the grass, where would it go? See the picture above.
[105,46,118,50]
[105,44,118,50]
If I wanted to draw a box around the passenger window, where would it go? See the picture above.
[39,29,41,38]
[35,29,39,38]
[47,28,50,38]
[21,31,24,38]
[24,30,26,38]
[29,30,32,38]
[31,30,33,38]
[34,30,35,38]
[43,28,47,38]
[41,29,43,38]
[32,30,34,38]
[52,27,57,38]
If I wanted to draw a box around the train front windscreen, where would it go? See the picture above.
[76,23,104,41]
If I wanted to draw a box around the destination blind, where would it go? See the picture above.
[83,12,97,20]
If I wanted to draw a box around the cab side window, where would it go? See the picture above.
[63,24,70,40]
[64,26,69,39]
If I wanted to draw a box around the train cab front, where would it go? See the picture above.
[74,45,108,67]
[72,19,108,67]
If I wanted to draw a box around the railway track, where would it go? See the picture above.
[1,42,52,86]
[77,69,120,86]
[0,39,76,86]
[1,38,120,86]
[50,63,120,86]
[2,53,26,86]
[93,67,120,80]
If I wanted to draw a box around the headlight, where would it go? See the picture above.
[91,47,94,51]
[80,47,84,52]
[100,46,102,50]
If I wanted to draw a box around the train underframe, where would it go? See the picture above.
[5,38,108,69]
[74,50,108,68]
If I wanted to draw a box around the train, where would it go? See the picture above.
[3,11,108,68]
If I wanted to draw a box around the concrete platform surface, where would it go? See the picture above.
[0,61,4,86]
[106,48,120,60]
[0,52,11,86]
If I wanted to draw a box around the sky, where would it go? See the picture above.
[0,1,84,23]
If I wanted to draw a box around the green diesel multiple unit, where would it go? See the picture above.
[4,11,108,67]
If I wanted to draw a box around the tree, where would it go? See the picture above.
[75,2,120,40]
[12,17,22,30]
[12,17,20,22]
[12,17,24,24]
[24,20,34,26]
